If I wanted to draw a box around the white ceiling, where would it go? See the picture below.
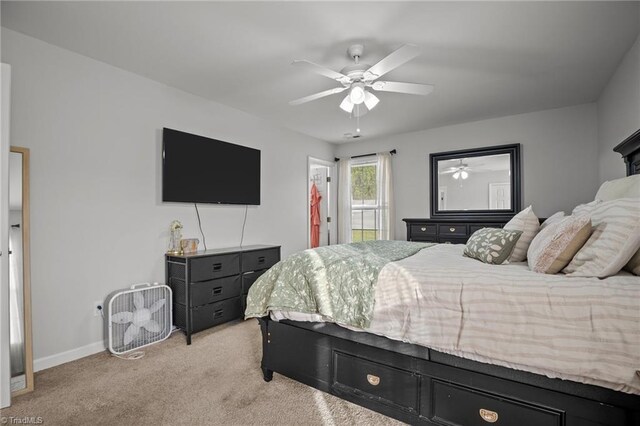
[2,1,639,144]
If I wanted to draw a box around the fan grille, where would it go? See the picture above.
[107,284,172,354]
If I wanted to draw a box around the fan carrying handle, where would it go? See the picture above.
[130,282,152,290]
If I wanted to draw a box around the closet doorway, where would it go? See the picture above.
[308,157,336,249]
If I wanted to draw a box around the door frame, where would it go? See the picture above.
[307,157,336,249]
[1,63,12,408]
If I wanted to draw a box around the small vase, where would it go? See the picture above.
[169,229,183,254]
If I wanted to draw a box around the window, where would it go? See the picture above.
[350,160,378,242]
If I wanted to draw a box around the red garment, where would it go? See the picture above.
[310,183,322,248]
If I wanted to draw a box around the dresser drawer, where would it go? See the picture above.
[190,253,240,282]
[242,248,280,273]
[439,236,468,245]
[431,381,561,426]
[410,224,437,238]
[469,224,503,235]
[438,224,467,236]
[333,352,419,412]
[242,270,267,295]
[186,276,241,307]
[190,297,242,333]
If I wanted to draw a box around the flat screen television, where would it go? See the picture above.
[162,128,261,205]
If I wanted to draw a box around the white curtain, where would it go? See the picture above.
[337,158,352,244]
[376,153,395,240]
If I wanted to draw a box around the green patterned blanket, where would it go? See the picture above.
[244,240,433,328]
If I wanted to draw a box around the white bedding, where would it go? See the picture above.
[272,244,640,394]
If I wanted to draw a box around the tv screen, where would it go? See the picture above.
[162,128,260,205]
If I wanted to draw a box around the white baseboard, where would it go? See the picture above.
[34,341,107,372]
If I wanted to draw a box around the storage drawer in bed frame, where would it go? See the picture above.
[259,318,640,426]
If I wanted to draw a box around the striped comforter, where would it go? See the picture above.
[273,244,640,394]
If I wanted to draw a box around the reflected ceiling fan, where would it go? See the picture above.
[442,160,472,180]
[289,44,434,117]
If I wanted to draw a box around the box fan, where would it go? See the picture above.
[106,283,172,354]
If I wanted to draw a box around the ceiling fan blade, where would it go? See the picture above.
[363,44,420,81]
[289,87,347,106]
[292,60,351,83]
[371,81,434,96]
[339,95,354,113]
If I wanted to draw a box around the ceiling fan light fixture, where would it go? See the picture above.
[364,91,379,110]
[453,171,460,180]
[349,83,366,104]
[339,95,354,113]
[461,170,469,179]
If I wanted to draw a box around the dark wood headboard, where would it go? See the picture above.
[614,128,640,176]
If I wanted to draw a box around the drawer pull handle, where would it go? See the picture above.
[212,287,223,295]
[212,263,222,271]
[420,227,427,231]
[366,374,380,386]
[479,409,498,423]
[449,227,456,232]
[213,309,224,319]
[258,256,265,264]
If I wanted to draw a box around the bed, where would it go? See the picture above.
[247,131,640,426]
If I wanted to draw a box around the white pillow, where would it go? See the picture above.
[625,249,640,275]
[540,211,565,230]
[594,175,640,201]
[527,216,591,274]
[503,206,540,262]
[563,198,640,278]
[572,200,602,216]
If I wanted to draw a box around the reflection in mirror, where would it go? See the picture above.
[437,153,511,211]
[9,147,32,395]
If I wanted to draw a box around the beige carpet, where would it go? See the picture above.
[1,320,402,425]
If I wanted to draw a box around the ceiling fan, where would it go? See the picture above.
[289,44,434,117]
[442,160,472,180]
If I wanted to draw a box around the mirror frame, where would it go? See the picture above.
[430,143,521,220]
[9,146,33,396]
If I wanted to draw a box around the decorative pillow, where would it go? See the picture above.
[572,200,602,216]
[540,211,565,230]
[527,216,592,274]
[503,206,539,262]
[464,228,523,265]
[563,198,640,278]
[594,175,640,201]
[624,250,640,275]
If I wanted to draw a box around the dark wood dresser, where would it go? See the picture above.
[403,218,509,244]
[166,244,280,344]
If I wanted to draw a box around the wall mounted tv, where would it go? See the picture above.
[162,128,261,205]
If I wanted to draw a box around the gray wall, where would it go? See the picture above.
[597,34,640,183]
[335,103,600,239]
[1,28,335,364]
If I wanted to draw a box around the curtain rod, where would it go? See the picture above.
[334,149,396,162]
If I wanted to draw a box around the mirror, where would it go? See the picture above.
[9,146,33,395]
[430,144,521,219]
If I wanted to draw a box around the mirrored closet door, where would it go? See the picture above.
[9,146,32,395]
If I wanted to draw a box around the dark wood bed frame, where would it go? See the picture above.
[258,130,640,426]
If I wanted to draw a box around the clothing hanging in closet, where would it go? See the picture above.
[310,183,322,248]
